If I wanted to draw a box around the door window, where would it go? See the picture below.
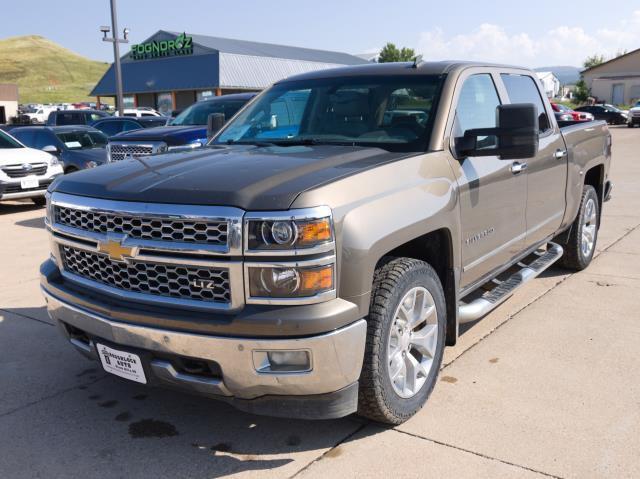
[500,74,551,132]
[453,74,501,151]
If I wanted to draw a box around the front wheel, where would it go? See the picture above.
[358,258,446,424]
[558,185,599,271]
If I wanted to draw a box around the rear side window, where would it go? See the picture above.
[95,121,123,136]
[56,112,84,126]
[500,74,550,132]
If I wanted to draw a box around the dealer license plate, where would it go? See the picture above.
[97,343,147,384]
[20,177,39,189]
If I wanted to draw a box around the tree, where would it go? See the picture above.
[574,79,590,103]
[583,54,606,69]
[378,43,416,63]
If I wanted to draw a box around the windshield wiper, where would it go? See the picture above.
[226,139,275,147]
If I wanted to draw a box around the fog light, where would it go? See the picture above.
[253,350,311,373]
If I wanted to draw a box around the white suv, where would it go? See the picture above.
[116,108,164,118]
[0,129,64,206]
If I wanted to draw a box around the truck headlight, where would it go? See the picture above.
[168,140,204,152]
[246,262,335,302]
[244,207,333,253]
[44,191,53,225]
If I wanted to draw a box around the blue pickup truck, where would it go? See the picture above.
[106,93,255,161]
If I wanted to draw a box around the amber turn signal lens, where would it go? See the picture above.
[300,265,334,295]
[297,218,332,246]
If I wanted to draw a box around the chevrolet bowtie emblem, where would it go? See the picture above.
[98,237,135,262]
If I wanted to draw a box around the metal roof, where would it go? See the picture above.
[167,31,367,65]
[219,53,346,89]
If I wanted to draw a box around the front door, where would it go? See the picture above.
[450,73,528,289]
[500,73,567,246]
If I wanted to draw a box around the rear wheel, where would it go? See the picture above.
[558,185,599,271]
[358,258,446,424]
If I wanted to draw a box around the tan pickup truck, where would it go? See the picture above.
[41,61,611,424]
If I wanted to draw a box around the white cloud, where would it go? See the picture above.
[417,11,640,67]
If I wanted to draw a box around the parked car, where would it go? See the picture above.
[10,126,108,173]
[550,102,593,122]
[112,107,163,117]
[574,104,628,125]
[41,62,611,424]
[46,110,110,126]
[0,128,63,205]
[106,93,255,161]
[91,116,169,137]
[625,101,640,127]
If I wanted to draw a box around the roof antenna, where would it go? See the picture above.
[412,54,423,68]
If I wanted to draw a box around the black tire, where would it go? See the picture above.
[31,196,46,207]
[64,167,78,174]
[628,123,634,128]
[357,257,446,424]
[558,185,599,271]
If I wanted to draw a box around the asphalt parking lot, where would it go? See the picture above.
[1,127,639,479]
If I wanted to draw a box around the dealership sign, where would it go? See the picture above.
[130,33,193,60]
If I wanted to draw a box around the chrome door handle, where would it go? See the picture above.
[554,149,567,159]
[510,162,527,174]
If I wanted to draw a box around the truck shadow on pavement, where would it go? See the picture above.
[0,201,44,216]
[3,306,377,478]
[14,216,45,229]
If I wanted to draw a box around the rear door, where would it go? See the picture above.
[500,73,567,246]
[450,71,528,288]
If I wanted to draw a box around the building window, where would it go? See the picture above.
[123,95,135,108]
[156,92,173,115]
[197,90,214,102]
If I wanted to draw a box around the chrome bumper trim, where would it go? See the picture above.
[44,286,367,399]
[0,189,48,200]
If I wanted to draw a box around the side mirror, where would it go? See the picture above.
[455,103,539,160]
[207,112,225,139]
[42,145,60,154]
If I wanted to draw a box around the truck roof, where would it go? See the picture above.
[278,61,532,83]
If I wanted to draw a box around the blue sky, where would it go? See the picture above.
[4,0,640,67]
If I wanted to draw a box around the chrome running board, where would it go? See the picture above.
[458,242,563,323]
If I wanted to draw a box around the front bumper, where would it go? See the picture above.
[43,286,367,419]
[0,170,62,201]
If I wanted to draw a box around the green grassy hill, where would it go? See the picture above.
[0,35,110,104]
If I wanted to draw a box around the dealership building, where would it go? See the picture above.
[91,30,368,114]
[582,47,640,105]
[0,84,18,124]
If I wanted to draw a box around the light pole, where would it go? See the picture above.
[100,0,129,114]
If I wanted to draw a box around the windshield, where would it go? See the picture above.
[556,104,570,112]
[170,99,247,126]
[55,130,107,150]
[0,130,23,149]
[213,75,444,152]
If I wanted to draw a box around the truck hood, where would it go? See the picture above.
[51,144,408,210]
[112,125,206,146]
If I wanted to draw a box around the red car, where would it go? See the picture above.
[551,102,594,121]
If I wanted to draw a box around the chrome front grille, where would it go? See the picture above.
[108,142,162,161]
[2,163,48,178]
[61,245,231,304]
[55,205,228,246]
